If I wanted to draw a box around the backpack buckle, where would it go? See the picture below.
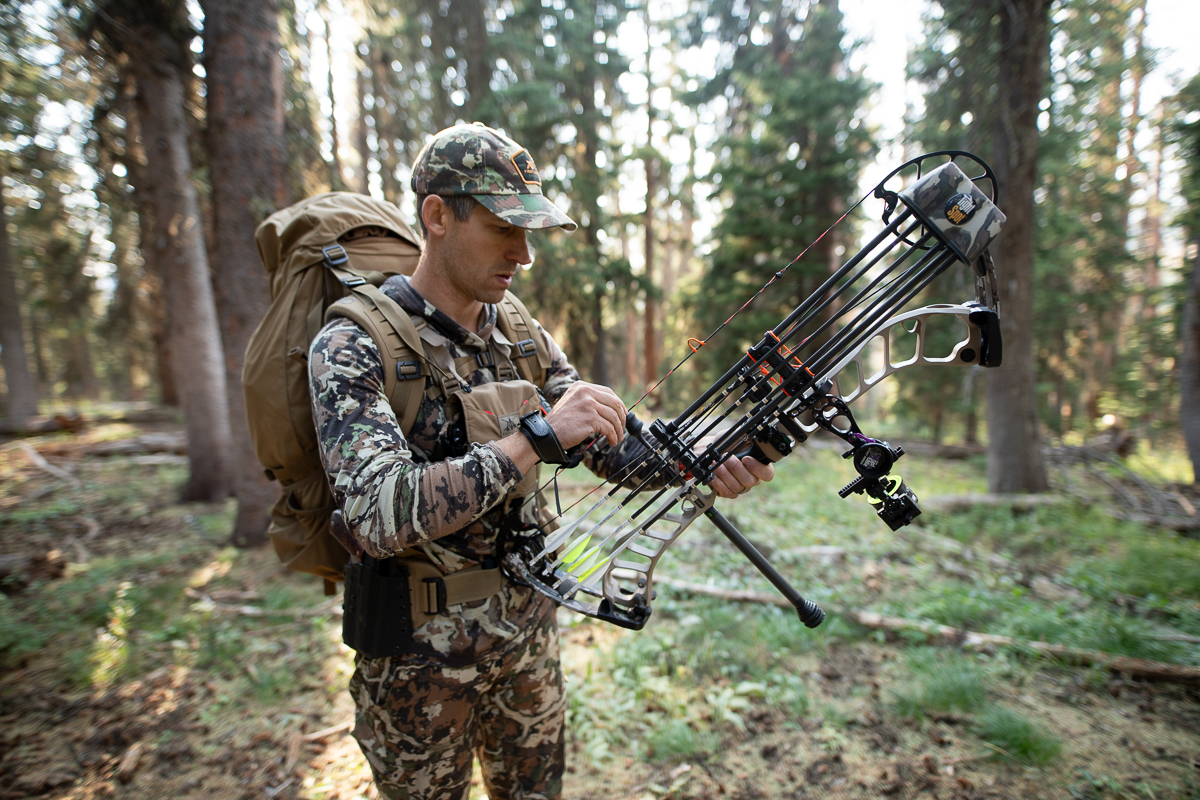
[475,351,495,369]
[422,576,447,614]
[322,244,349,266]
[514,338,537,358]
[396,360,422,381]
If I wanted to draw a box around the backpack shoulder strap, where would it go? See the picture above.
[325,286,428,436]
[497,291,550,387]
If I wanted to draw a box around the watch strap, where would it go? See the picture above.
[518,410,571,465]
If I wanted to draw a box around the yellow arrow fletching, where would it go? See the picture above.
[560,534,593,567]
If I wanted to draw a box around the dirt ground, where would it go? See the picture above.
[2,422,1199,799]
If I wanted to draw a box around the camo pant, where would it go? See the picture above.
[349,612,565,800]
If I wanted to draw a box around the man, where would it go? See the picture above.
[308,123,773,800]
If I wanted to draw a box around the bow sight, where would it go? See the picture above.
[501,152,1006,632]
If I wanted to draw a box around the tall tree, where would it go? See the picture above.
[1173,73,1200,482]
[911,0,1049,490]
[689,0,877,378]
[90,0,232,501]
[0,7,42,422]
[202,0,289,545]
[985,0,1050,492]
[476,0,634,383]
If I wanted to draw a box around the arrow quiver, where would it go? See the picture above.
[501,152,1007,631]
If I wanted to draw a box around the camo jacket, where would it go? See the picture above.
[309,275,653,663]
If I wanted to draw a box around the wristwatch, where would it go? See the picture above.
[518,410,571,465]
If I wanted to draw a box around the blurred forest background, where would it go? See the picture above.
[1,0,1199,547]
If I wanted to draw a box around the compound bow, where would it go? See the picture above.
[502,151,1006,631]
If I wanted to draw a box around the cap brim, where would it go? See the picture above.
[474,193,578,232]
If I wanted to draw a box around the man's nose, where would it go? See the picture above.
[510,231,532,266]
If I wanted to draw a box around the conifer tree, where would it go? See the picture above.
[690,0,876,376]
[0,7,45,421]
[1173,73,1200,482]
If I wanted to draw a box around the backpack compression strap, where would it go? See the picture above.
[325,287,429,436]
[497,292,550,387]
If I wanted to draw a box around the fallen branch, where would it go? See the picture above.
[19,443,80,488]
[921,493,1065,514]
[301,720,353,742]
[0,405,177,438]
[86,432,187,457]
[656,577,1200,687]
[194,599,342,618]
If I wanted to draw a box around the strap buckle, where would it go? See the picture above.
[396,360,423,381]
[514,338,537,359]
[422,576,447,614]
[322,244,349,266]
[475,350,495,369]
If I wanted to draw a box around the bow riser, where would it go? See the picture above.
[816,302,1000,419]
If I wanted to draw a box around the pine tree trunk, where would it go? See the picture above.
[985,0,1049,493]
[354,59,370,194]
[130,35,232,502]
[0,185,39,422]
[202,0,288,544]
[124,90,178,407]
[369,50,400,204]
[1181,234,1200,484]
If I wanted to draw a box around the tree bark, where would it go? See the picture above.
[0,185,39,421]
[122,69,178,407]
[129,30,232,502]
[1181,234,1200,484]
[642,10,658,407]
[319,5,343,191]
[985,0,1049,493]
[354,57,370,194]
[202,0,288,544]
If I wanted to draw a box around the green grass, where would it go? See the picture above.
[974,706,1062,766]
[1070,538,1200,601]
[642,718,719,763]
[891,650,988,719]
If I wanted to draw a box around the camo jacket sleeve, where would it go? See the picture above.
[535,322,665,488]
[309,319,523,559]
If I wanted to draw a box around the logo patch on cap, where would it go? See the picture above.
[944,192,977,225]
[511,150,541,186]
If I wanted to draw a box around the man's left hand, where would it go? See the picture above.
[708,453,775,499]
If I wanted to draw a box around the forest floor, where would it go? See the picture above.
[2,416,1200,800]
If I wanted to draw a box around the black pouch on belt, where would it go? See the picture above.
[342,554,415,659]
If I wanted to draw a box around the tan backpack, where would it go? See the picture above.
[244,191,549,593]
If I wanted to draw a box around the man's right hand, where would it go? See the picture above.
[544,381,627,449]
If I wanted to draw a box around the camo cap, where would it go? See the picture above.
[411,123,578,232]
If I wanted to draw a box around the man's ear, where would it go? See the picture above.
[421,195,450,238]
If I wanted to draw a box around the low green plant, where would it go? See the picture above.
[891,650,988,719]
[642,718,718,763]
[974,706,1061,766]
[768,672,810,718]
[0,593,49,667]
[1072,538,1200,601]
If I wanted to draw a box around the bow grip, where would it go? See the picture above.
[736,423,795,465]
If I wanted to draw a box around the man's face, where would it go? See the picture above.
[434,201,532,307]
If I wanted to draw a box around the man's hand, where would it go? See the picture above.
[696,436,776,499]
[544,381,627,449]
[708,454,775,499]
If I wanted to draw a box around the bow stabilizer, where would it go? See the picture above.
[502,152,1007,631]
